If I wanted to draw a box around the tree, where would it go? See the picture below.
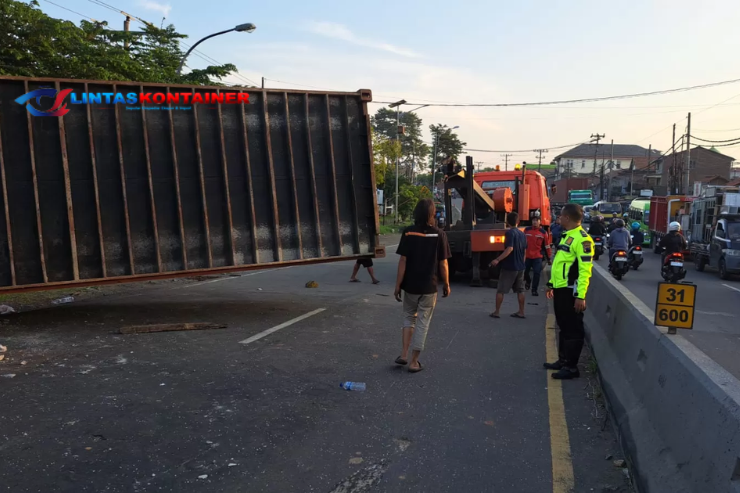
[0,0,238,85]
[372,107,429,179]
[429,124,466,173]
[398,183,432,221]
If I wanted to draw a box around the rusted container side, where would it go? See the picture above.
[0,76,381,293]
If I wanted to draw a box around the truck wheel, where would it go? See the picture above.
[695,256,706,272]
[719,259,729,280]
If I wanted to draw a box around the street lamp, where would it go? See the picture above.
[176,23,256,76]
[388,99,406,224]
[432,125,459,194]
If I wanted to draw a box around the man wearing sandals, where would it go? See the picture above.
[490,212,527,319]
[394,199,451,373]
[350,256,380,284]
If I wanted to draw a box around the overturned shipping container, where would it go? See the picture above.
[0,76,382,293]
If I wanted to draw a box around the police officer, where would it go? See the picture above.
[544,203,595,380]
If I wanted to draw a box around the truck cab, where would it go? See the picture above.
[707,215,740,279]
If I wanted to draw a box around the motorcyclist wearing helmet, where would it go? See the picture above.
[630,222,645,246]
[587,215,606,236]
[607,218,619,234]
[607,219,631,259]
[658,222,688,256]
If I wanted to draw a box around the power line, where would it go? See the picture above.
[690,135,740,144]
[370,76,740,108]
[464,142,587,153]
[42,0,96,20]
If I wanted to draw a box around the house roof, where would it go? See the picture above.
[554,144,661,160]
[727,178,740,186]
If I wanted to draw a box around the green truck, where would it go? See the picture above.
[568,189,594,206]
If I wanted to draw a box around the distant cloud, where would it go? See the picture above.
[139,0,171,18]
[306,21,421,58]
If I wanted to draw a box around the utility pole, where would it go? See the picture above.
[685,112,692,195]
[533,149,548,172]
[590,134,604,175]
[501,153,512,171]
[609,140,614,199]
[261,77,265,89]
[475,161,484,172]
[124,16,131,50]
[670,124,676,193]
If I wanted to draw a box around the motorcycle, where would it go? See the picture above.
[609,249,630,280]
[661,252,687,283]
[627,244,644,270]
[591,236,604,261]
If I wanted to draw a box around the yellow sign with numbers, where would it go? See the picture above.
[654,282,697,330]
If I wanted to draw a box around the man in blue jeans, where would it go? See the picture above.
[523,215,551,296]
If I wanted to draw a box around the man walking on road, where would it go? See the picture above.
[523,214,551,297]
[350,256,380,284]
[490,212,527,319]
[394,199,451,373]
[544,204,595,380]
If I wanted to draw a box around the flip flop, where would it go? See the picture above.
[349,279,360,283]
[489,313,500,318]
[372,280,380,285]
[510,313,526,319]
[394,356,408,365]
[408,361,423,373]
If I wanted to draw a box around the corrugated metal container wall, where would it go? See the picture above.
[0,77,380,292]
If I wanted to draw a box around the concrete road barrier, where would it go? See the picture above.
[584,263,740,493]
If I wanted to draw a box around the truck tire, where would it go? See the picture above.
[695,256,706,272]
[719,259,729,280]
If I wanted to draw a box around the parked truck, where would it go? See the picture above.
[688,187,740,279]
[648,195,693,253]
[0,76,382,293]
[443,158,551,286]
[550,177,590,206]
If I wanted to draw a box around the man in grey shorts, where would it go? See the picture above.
[490,211,527,319]
[393,199,451,373]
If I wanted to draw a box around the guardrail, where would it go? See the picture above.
[584,263,740,493]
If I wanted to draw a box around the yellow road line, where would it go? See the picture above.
[546,307,575,493]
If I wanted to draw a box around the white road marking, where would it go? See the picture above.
[722,283,740,294]
[386,244,398,249]
[239,308,326,345]
[184,269,273,288]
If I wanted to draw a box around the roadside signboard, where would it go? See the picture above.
[654,282,696,332]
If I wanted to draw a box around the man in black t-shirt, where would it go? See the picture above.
[394,199,452,373]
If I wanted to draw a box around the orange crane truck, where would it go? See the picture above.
[443,156,552,286]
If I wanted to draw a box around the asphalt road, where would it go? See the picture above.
[0,237,630,493]
[598,249,740,379]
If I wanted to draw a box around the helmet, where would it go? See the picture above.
[669,221,681,232]
[623,213,629,218]
[631,222,640,230]
[616,219,625,228]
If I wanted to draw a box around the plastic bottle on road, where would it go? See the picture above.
[51,296,75,305]
[340,382,366,392]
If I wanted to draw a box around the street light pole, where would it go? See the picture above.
[389,100,406,224]
[176,23,256,76]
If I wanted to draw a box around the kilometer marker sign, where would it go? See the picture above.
[654,282,697,332]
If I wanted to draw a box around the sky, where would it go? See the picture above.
[38,0,740,167]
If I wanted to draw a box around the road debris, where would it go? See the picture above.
[198,475,208,480]
[2,374,16,378]
[51,296,75,305]
[119,323,227,335]
[613,459,626,468]
[0,344,6,362]
[305,281,318,288]
[0,305,15,315]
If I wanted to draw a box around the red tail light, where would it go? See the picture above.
[595,237,602,241]
[635,246,642,251]
[617,251,626,256]
[669,253,684,260]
